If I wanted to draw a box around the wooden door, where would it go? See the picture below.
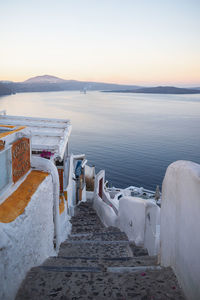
[98,178,103,199]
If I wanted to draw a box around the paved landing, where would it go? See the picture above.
[16,202,185,300]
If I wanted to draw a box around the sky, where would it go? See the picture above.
[0,0,200,86]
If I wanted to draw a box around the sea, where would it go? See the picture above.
[0,91,200,190]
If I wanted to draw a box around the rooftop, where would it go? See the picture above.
[0,125,26,138]
[0,113,72,161]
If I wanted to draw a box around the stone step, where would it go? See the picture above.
[64,240,130,245]
[42,255,158,268]
[51,256,134,261]
[71,228,105,234]
[69,231,127,240]
[16,266,185,300]
[71,221,102,225]
[30,264,162,274]
[69,231,126,237]
[59,241,130,258]
[35,266,102,273]
[72,212,97,217]
[107,265,162,273]
[16,202,185,300]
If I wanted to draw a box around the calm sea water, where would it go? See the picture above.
[1,91,200,190]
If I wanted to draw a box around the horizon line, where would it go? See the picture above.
[0,74,200,87]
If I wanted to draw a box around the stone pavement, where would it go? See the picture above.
[16,202,185,299]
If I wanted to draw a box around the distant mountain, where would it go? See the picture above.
[0,82,14,96]
[103,86,200,95]
[1,75,140,93]
[1,76,200,95]
[24,75,67,84]
[190,87,200,90]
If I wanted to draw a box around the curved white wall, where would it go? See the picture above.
[93,170,118,227]
[119,196,160,255]
[93,195,118,227]
[31,156,61,250]
[161,160,200,300]
[59,202,72,243]
[0,175,55,300]
[31,156,72,249]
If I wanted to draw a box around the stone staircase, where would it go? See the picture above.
[16,202,185,299]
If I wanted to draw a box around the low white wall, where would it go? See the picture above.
[86,191,94,202]
[161,160,200,300]
[81,185,87,202]
[66,154,76,216]
[119,196,160,256]
[85,164,95,179]
[0,175,55,300]
[93,194,118,227]
[59,202,72,244]
[31,156,61,250]
[93,170,118,227]
[144,203,160,256]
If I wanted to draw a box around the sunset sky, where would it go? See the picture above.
[0,0,199,86]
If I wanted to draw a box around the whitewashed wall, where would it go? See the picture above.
[39,157,72,245]
[86,191,94,202]
[92,170,160,255]
[65,154,76,216]
[93,170,118,227]
[0,175,55,300]
[93,194,118,227]
[119,196,160,255]
[144,202,160,256]
[59,202,72,243]
[161,160,200,300]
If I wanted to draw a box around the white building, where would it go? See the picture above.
[0,111,87,299]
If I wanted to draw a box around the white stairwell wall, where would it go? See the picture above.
[93,170,118,227]
[0,156,73,300]
[161,160,200,300]
[0,175,55,300]
[119,197,160,256]
[92,170,160,256]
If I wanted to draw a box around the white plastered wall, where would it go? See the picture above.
[119,196,160,255]
[59,201,72,243]
[93,170,118,227]
[93,194,118,227]
[65,154,76,216]
[92,170,160,254]
[0,175,55,300]
[161,160,200,300]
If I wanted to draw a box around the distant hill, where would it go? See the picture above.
[1,76,200,95]
[2,75,140,93]
[190,87,200,90]
[0,82,14,96]
[24,75,67,84]
[103,86,200,95]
